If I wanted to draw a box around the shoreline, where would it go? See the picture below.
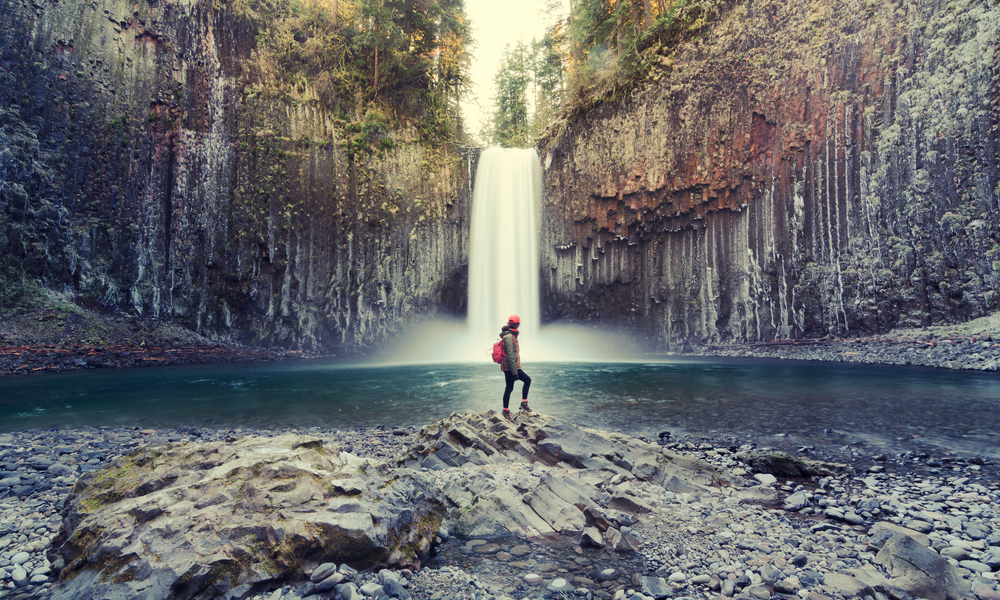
[6,311,1000,376]
[1,420,998,599]
[2,331,998,378]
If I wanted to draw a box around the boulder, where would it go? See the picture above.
[47,434,444,600]
[875,532,974,600]
[745,450,850,478]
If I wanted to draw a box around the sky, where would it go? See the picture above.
[461,0,564,144]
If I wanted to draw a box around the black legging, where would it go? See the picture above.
[502,369,531,409]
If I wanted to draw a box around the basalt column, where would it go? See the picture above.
[0,0,474,354]
[540,0,1000,350]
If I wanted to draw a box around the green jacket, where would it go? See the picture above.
[501,329,519,373]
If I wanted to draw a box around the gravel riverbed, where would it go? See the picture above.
[1,425,998,600]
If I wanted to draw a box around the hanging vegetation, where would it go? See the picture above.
[249,0,475,145]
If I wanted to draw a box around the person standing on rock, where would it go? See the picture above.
[500,315,532,421]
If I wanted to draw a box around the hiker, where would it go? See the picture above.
[500,314,531,421]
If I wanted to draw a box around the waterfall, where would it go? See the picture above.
[467,148,542,358]
[380,147,640,364]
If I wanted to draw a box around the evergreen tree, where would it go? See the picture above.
[490,42,531,147]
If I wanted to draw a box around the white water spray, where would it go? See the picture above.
[379,148,643,364]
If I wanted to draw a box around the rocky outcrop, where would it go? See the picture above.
[0,0,473,354]
[540,0,1000,349]
[46,413,753,599]
[400,410,747,541]
[47,434,445,599]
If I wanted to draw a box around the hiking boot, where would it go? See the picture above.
[502,409,514,422]
[519,401,532,414]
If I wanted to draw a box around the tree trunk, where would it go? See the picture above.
[631,0,641,36]
[643,0,651,29]
[331,0,337,27]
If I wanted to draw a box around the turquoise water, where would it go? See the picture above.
[2,357,999,459]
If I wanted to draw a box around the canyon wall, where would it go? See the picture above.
[540,0,1000,349]
[0,0,474,353]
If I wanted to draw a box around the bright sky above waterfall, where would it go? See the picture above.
[462,0,566,144]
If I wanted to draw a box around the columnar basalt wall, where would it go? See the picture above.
[540,0,1000,350]
[0,0,474,353]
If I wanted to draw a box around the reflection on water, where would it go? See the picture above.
[1,357,998,459]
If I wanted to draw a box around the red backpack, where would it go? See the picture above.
[491,338,505,363]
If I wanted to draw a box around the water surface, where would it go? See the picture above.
[3,357,999,460]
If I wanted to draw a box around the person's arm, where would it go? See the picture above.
[502,333,518,372]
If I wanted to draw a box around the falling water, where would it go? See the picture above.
[466,148,542,358]
[381,148,642,364]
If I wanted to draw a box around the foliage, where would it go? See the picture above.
[239,0,474,147]
[488,42,531,147]
[487,0,726,148]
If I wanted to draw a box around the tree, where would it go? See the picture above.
[490,42,531,147]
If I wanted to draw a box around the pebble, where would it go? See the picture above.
[1,424,999,600]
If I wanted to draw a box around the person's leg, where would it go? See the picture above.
[503,370,516,409]
[517,369,531,399]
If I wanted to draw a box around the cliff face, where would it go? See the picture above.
[540,0,1000,349]
[0,0,473,353]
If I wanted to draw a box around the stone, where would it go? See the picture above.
[581,527,603,547]
[941,546,970,561]
[524,574,544,584]
[843,511,865,525]
[314,572,345,591]
[982,549,1000,569]
[310,562,338,583]
[958,560,991,573]
[745,451,848,478]
[775,577,801,594]
[824,507,845,520]
[747,584,772,599]
[869,522,930,548]
[11,566,27,587]
[548,578,574,593]
[972,582,1000,600]
[382,577,411,600]
[754,473,778,486]
[759,564,780,583]
[875,532,973,600]
[10,552,29,566]
[359,582,384,596]
[784,490,811,511]
[668,571,687,582]
[903,519,934,533]
[820,573,873,598]
[640,575,671,600]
